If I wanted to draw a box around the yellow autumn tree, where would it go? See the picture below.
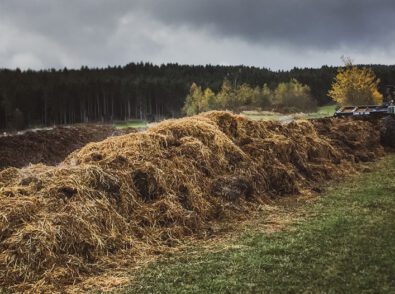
[328,59,383,106]
[203,88,216,109]
[182,83,204,115]
[216,79,236,109]
[236,83,255,106]
[182,83,215,115]
[273,79,316,111]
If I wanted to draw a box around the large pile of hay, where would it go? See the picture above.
[0,111,387,292]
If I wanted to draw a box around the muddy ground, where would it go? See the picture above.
[0,124,136,169]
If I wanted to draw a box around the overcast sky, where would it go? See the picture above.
[1,0,394,70]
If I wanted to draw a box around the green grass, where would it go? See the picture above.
[241,110,282,121]
[243,104,337,121]
[114,120,148,129]
[120,155,395,293]
[113,105,337,128]
[305,104,338,119]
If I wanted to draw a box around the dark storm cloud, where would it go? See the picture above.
[140,0,395,48]
[0,0,394,69]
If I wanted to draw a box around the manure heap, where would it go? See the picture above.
[0,111,392,292]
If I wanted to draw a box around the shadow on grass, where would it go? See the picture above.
[119,155,395,293]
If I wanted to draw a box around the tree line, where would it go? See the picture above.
[183,79,316,115]
[0,62,394,130]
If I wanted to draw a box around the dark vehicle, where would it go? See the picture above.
[334,85,395,117]
[334,104,394,117]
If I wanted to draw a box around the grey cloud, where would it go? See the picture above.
[139,0,395,49]
[0,0,394,70]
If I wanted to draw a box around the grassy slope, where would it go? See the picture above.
[114,120,148,129]
[243,104,337,121]
[113,105,337,128]
[304,104,338,119]
[121,155,395,293]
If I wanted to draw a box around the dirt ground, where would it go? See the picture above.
[0,124,136,170]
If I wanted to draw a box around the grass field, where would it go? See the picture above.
[120,154,395,293]
[243,104,337,121]
[114,120,148,129]
[112,105,337,129]
[304,104,338,119]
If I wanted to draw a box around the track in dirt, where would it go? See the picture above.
[0,124,136,170]
[0,112,394,293]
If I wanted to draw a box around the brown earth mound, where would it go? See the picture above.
[0,125,136,170]
[0,112,389,292]
[380,116,395,148]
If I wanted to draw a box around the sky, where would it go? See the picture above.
[0,0,394,70]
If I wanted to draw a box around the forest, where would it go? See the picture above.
[182,79,317,116]
[1,63,395,130]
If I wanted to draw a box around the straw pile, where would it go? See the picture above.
[0,111,387,292]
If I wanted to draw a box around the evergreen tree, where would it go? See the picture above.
[0,62,394,130]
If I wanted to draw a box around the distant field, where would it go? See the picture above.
[242,104,337,122]
[120,154,395,294]
[112,105,337,129]
[114,120,148,129]
[305,104,338,118]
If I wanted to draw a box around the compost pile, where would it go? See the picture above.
[0,112,388,292]
[0,125,136,170]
